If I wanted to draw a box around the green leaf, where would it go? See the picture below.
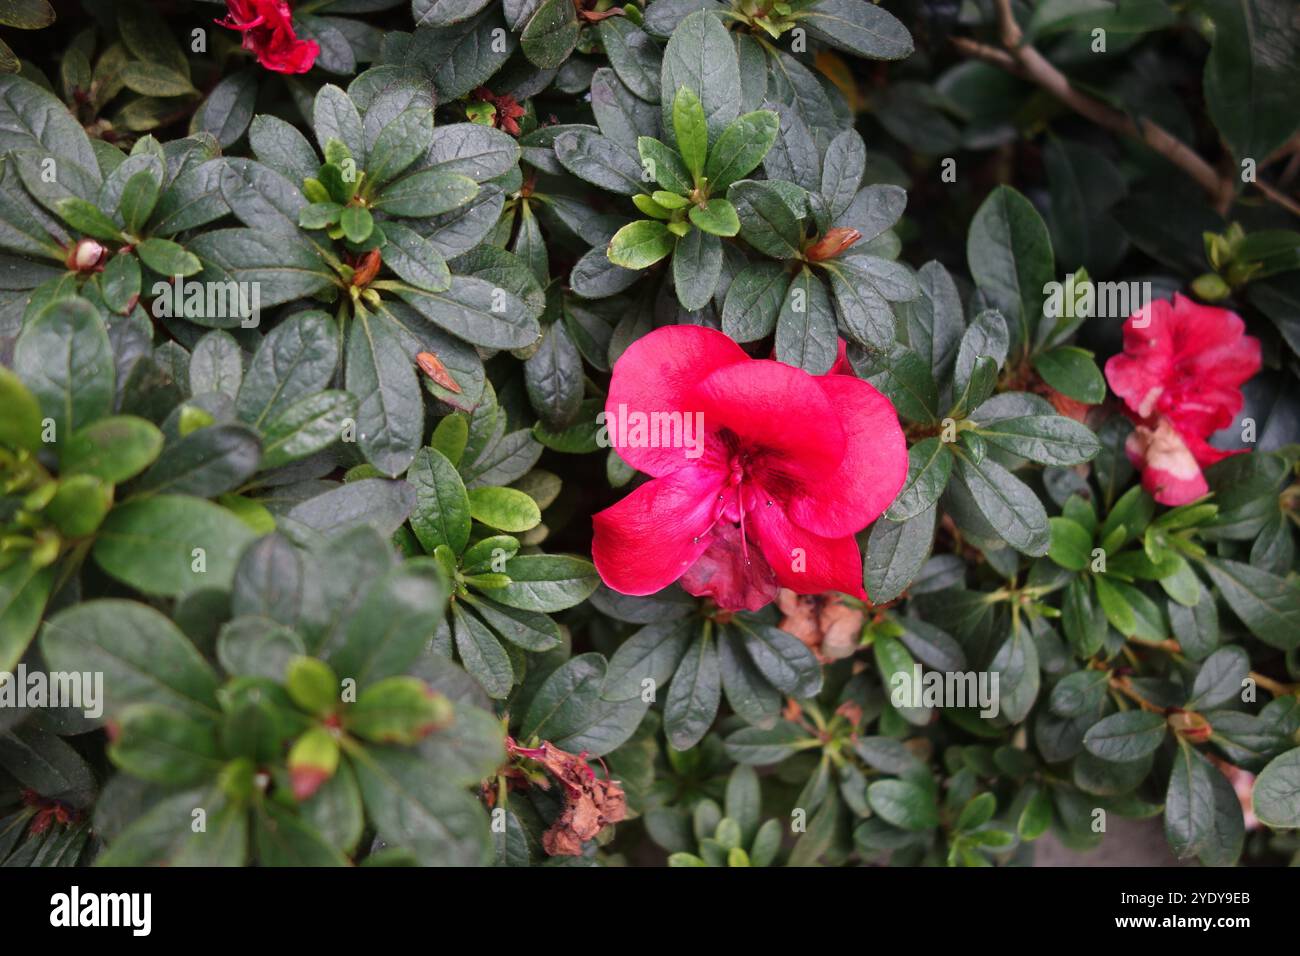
[637,136,692,194]
[368,109,435,187]
[254,801,348,867]
[721,261,789,342]
[795,0,913,60]
[554,128,643,195]
[884,437,952,521]
[734,620,823,697]
[1200,558,1300,650]
[217,618,304,681]
[392,276,540,350]
[598,17,662,103]
[40,599,219,718]
[1062,576,1107,658]
[346,311,424,477]
[1187,645,1250,711]
[1048,516,1092,571]
[99,253,142,314]
[260,390,357,470]
[966,185,1054,350]
[299,202,343,229]
[973,415,1100,465]
[451,603,514,698]
[866,506,936,604]
[954,453,1050,556]
[108,704,221,786]
[0,366,43,453]
[867,778,938,831]
[718,627,783,729]
[672,86,708,178]
[660,9,740,147]
[1201,0,1300,164]
[463,597,560,653]
[775,266,838,374]
[136,237,201,277]
[1083,710,1167,762]
[191,69,257,149]
[824,259,896,352]
[492,554,599,613]
[955,792,997,832]
[518,651,606,742]
[1252,747,1300,829]
[989,623,1040,724]
[351,745,491,865]
[608,219,674,269]
[688,198,740,236]
[525,320,584,430]
[92,496,258,597]
[729,179,802,258]
[0,76,97,181]
[603,619,694,701]
[724,721,812,765]
[13,297,114,438]
[705,110,780,193]
[95,786,244,866]
[0,562,54,674]
[59,416,163,484]
[467,486,541,533]
[408,446,472,554]
[520,0,580,69]
[329,560,448,688]
[234,311,337,427]
[671,225,723,311]
[374,169,480,217]
[134,424,261,498]
[1050,669,1109,718]
[665,632,721,750]
[189,229,333,312]
[863,347,940,424]
[1033,346,1106,404]
[118,169,160,235]
[953,308,1009,399]
[1165,741,1217,858]
[339,205,374,244]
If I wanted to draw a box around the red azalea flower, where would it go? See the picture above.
[218,0,320,75]
[591,326,907,611]
[1104,294,1260,506]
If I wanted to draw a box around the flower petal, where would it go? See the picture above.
[692,358,846,478]
[605,325,748,476]
[787,373,907,537]
[680,521,780,611]
[750,499,867,599]
[591,468,720,595]
[1125,418,1208,506]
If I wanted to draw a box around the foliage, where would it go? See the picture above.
[1,0,1300,868]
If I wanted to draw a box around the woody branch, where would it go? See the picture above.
[952,0,1300,219]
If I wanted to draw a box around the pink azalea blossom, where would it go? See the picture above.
[218,0,320,75]
[1104,294,1260,506]
[591,326,907,611]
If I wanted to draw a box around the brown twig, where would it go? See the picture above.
[955,0,1300,218]
[1140,637,1300,698]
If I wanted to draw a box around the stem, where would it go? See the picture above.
[954,0,1300,218]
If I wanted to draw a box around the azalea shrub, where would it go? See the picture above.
[1,0,1300,871]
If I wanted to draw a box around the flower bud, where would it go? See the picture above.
[66,239,106,273]
[288,726,340,801]
[804,227,862,262]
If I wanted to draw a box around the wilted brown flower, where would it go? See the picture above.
[777,588,864,662]
[504,738,627,857]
